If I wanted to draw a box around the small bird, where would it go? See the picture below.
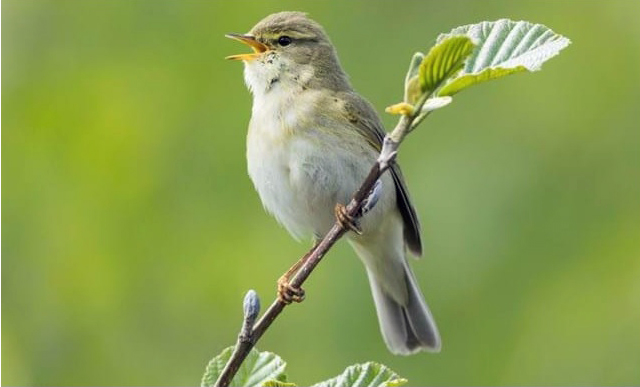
[226,11,441,355]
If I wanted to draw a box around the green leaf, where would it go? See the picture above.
[422,96,452,113]
[311,362,407,387]
[418,35,476,94]
[405,52,424,86]
[201,347,287,387]
[437,19,571,96]
[403,52,424,104]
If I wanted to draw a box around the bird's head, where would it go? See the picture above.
[226,12,350,94]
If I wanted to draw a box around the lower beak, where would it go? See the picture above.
[225,34,268,61]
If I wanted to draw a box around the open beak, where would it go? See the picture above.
[225,33,268,61]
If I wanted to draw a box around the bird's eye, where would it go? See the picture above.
[277,36,292,46]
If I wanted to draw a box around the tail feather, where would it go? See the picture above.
[349,211,440,355]
[366,261,441,355]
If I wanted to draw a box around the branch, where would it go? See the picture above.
[213,94,431,387]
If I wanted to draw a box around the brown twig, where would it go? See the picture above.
[213,97,431,387]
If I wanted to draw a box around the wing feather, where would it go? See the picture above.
[339,91,423,256]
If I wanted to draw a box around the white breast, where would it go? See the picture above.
[247,86,335,240]
[243,57,394,241]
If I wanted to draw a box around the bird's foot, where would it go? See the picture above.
[335,203,362,235]
[277,275,305,304]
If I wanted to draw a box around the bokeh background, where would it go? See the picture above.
[3,0,640,385]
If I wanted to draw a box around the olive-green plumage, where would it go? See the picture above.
[229,11,440,354]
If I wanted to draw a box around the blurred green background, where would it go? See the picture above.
[3,0,640,385]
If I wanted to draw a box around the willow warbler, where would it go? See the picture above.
[226,11,440,355]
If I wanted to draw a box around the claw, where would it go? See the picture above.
[277,276,306,304]
[335,203,363,235]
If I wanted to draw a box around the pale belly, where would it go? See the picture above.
[247,125,393,241]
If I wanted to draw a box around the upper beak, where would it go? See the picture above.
[225,33,268,61]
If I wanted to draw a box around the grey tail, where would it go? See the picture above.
[366,262,441,355]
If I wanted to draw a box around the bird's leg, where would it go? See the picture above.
[277,264,306,304]
[336,179,382,234]
[279,178,381,304]
[277,241,319,304]
[334,204,362,235]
